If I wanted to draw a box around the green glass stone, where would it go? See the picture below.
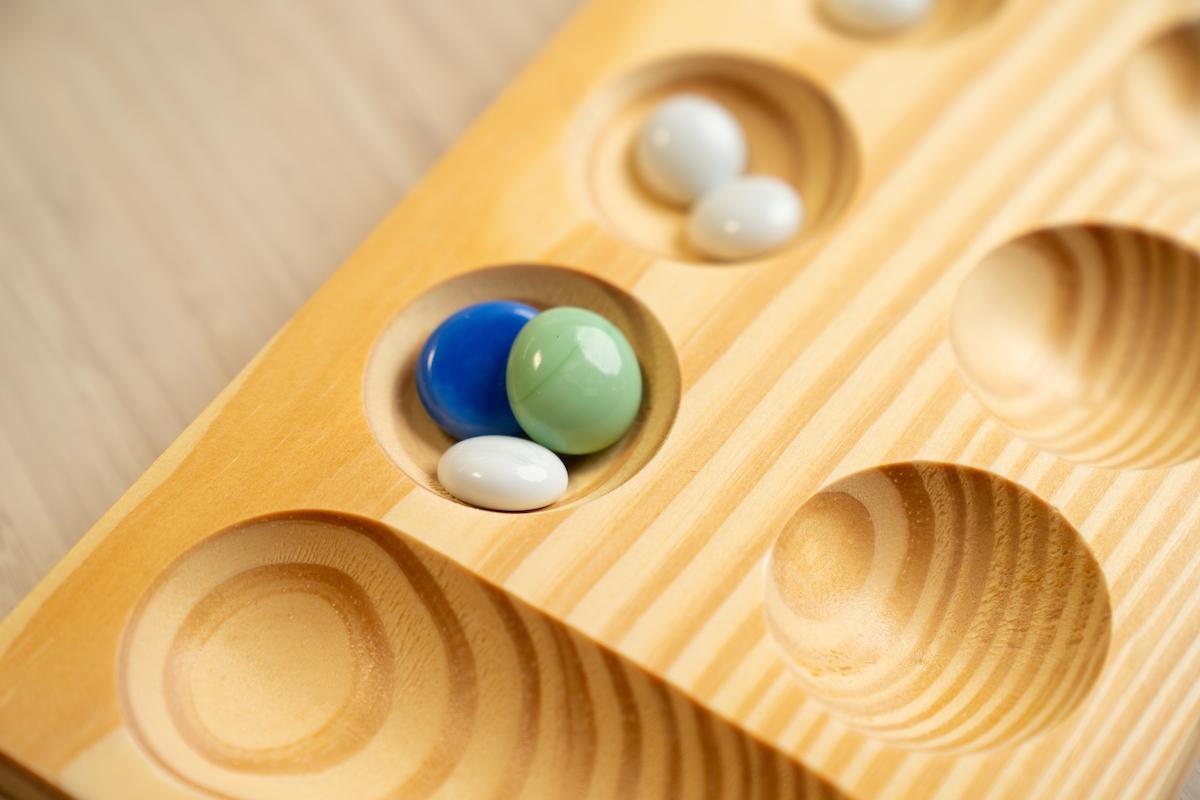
[506,307,643,455]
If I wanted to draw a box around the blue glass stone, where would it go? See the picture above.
[416,300,538,440]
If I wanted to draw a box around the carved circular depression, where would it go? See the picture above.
[364,265,681,509]
[125,512,654,798]
[120,512,834,797]
[119,514,473,798]
[812,0,1005,41]
[950,224,1200,469]
[572,54,860,263]
[163,564,392,772]
[1114,19,1200,174]
[764,462,1111,753]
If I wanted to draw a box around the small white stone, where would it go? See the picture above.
[437,435,568,511]
[634,94,747,206]
[820,0,934,35]
[687,176,805,261]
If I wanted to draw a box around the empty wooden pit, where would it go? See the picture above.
[764,462,1111,753]
[117,512,834,798]
[950,224,1200,469]
[1114,19,1200,175]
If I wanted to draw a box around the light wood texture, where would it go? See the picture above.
[101,511,841,799]
[0,0,582,618]
[1113,19,1200,177]
[950,225,1200,469]
[0,4,837,797]
[765,462,1111,753]
[5,0,1200,799]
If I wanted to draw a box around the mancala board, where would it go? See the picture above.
[3,0,1200,797]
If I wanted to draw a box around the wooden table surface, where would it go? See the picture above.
[1,2,1196,797]
[0,0,578,610]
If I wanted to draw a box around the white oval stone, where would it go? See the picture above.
[820,0,934,35]
[634,94,747,206]
[687,175,805,261]
[437,435,568,511]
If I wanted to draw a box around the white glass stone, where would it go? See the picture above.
[634,94,747,205]
[687,175,805,261]
[437,435,568,511]
[821,0,934,35]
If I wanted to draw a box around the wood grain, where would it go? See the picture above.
[1114,19,1200,175]
[0,0,582,618]
[90,511,842,798]
[5,0,1200,798]
[1,3,845,798]
[765,462,1111,753]
[950,224,1200,469]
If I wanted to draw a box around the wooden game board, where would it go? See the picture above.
[3,0,1200,797]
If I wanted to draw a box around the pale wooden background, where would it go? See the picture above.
[0,0,578,610]
[1,1,1196,797]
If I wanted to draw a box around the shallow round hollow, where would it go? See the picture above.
[1113,19,1200,175]
[364,265,681,509]
[764,462,1111,753]
[118,514,472,798]
[811,0,1005,42]
[950,224,1200,469]
[572,54,860,263]
[122,511,709,797]
[117,512,826,797]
